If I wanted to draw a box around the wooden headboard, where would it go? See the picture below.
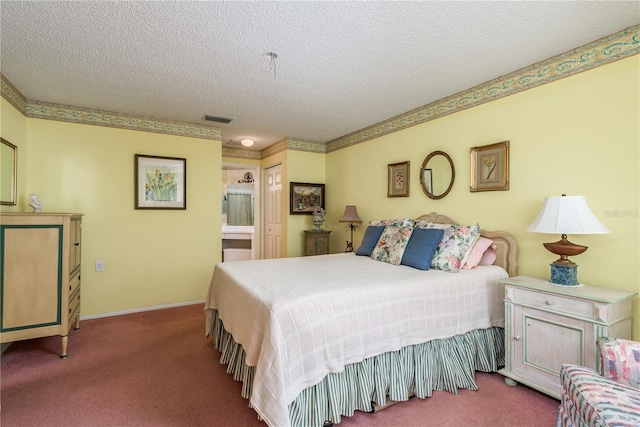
[415,212,518,277]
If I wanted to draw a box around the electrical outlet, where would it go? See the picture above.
[95,261,104,272]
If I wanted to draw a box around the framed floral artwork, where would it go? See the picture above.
[470,141,509,192]
[388,161,410,197]
[135,154,186,209]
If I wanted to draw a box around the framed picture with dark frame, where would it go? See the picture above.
[290,182,325,215]
[470,141,510,192]
[387,161,410,197]
[135,154,186,209]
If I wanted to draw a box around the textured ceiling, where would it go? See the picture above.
[1,1,639,151]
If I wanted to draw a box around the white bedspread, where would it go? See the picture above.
[205,253,507,427]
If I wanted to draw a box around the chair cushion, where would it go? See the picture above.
[559,364,640,427]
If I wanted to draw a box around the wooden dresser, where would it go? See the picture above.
[304,230,331,256]
[0,213,83,358]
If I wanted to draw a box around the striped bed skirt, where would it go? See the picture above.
[209,310,505,427]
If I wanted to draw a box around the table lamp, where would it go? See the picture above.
[527,194,610,286]
[339,205,361,252]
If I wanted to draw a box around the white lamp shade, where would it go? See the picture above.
[527,195,610,234]
[241,138,254,147]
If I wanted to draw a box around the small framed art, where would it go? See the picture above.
[470,141,509,192]
[290,182,325,215]
[135,154,186,209]
[387,161,410,197]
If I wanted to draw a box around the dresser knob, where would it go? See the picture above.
[514,336,521,341]
[545,300,554,306]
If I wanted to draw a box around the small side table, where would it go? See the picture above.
[498,275,637,399]
[304,230,331,256]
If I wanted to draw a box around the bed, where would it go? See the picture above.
[205,212,518,427]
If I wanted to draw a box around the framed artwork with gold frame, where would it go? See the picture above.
[1,138,17,206]
[387,161,410,197]
[470,141,509,192]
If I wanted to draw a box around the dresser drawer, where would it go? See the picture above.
[511,287,595,320]
[69,289,81,321]
[69,271,81,296]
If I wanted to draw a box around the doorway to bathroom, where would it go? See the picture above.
[221,163,260,261]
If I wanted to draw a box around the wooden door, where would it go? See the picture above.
[264,164,283,259]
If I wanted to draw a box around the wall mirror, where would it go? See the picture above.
[420,150,455,200]
[1,138,17,206]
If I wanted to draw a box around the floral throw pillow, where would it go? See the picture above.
[415,222,480,272]
[370,224,414,265]
[369,218,413,228]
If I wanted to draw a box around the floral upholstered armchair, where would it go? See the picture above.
[557,337,640,427]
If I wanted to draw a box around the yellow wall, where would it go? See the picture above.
[2,54,638,336]
[14,115,221,316]
[0,97,27,212]
[325,55,640,339]
[223,150,325,258]
[285,150,326,257]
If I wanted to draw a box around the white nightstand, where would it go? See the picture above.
[498,275,637,399]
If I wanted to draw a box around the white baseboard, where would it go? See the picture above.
[80,299,205,321]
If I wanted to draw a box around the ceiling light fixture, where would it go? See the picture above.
[241,138,255,147]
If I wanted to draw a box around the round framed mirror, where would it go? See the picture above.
[420,151,455,200]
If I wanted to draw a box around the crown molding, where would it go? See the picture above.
[326,24,640,153]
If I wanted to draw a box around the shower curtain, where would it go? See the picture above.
[227,192,253,226]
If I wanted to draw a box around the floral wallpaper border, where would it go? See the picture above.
[1,75,221,142]
[25,100,222,141]
[0,75,26,113]
[222,146,262,160]
[325,24,640,152]
[2,24,638,154]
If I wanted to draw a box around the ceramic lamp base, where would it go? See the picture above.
[550,263,579,286]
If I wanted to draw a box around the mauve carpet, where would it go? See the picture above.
[1,303,559,426]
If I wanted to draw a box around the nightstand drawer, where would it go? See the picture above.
[512,287,594,320]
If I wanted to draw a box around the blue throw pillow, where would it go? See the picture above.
[401,228,445,270]
[355,226,385,256]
